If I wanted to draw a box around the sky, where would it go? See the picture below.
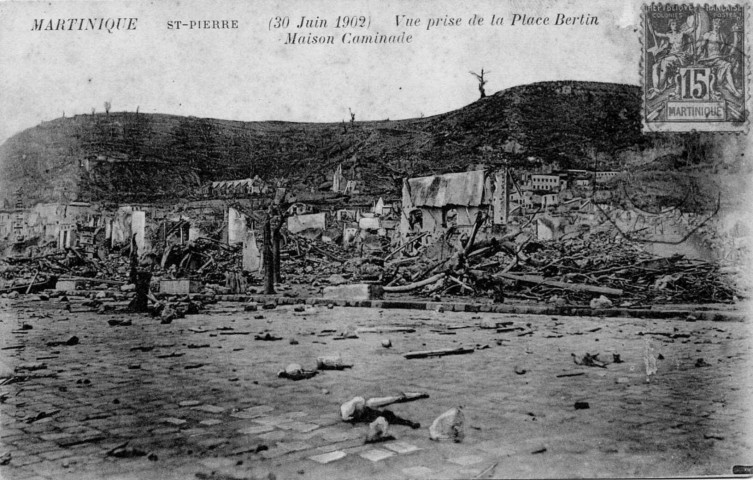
[0,0,653,144]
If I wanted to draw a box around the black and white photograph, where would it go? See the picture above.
[0,0,751,478]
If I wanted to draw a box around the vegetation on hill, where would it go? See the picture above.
[0,81,741,209]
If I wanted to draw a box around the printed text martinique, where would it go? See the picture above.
[31,18,138,32]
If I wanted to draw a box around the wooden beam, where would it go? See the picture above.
[383,273,446,293]
[404,347,475,359]
[483,271,623,296]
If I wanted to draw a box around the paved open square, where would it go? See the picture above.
[1,296,751,479]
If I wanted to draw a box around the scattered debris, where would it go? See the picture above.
[357,326,416,334]
[340,397,365,421]
[277,363,318,380]
[695,358,712,368]
[160,306,178,324]
[404,347,475,359]
[46,336,79,347]
[16,362,47,371]
[255,333,283,341]
[340,394,425,429]
[589,295,613,309]
[107,442,146,458]
[365,417,394,443]
[23,409,60,423]
[429,407,465,442]
[195,471,276,480]
[230,444,269,455]
[108,319,132,327]
[316,355,352,370]
[333,327,359,340]
[571,353,607,368]
[644,339,658,379]
[474,462,498,479]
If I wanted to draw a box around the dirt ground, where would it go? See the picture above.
[1,296,751,479]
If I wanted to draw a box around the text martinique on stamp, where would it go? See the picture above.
[643,3,747,132]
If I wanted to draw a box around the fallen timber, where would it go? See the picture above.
[475,271,624,296]
[0,275,58,295]
[404,347,475,359]
[383,273,446,293]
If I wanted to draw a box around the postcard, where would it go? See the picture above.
[0,0,750,479]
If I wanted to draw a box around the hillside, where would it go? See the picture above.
[0,81,738,207]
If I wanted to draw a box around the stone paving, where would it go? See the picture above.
[0,295,751,479]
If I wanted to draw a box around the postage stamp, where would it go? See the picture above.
[642,3,748,132]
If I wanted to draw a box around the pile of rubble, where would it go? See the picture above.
[1,225,740,307]
[280,234,388,287]
[379,230,739,306]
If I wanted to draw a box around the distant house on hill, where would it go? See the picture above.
[530,174,561,191]
[574,178,591,188]
[344,180,362,194]
[332,164,345,193]
[210,176,269,197]
[595,171,620,183]
[332,164,363,194]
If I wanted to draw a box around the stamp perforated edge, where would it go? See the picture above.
[640,3,750,134]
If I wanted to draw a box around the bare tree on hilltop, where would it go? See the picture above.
[470,68,489,99]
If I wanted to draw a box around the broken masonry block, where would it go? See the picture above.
[322,284,384,301]
[365,417,394,443]
[55,280,82,291]
[429,407,465,443]
[278,363,318,380]
[160,279,202,295]
[589,295,613,309]
[316,355,352,370]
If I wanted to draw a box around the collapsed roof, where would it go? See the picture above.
[404,170,492,208]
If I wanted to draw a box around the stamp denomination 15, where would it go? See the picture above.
[642,3,747,132]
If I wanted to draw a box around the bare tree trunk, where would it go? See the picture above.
[129,271,152,312]
[129,234,138,285]
[273,223,282,283]
[127,234,151,311]
[263,216,275,294]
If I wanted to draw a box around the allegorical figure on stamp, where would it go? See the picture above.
[648,17,694,95]
[696,17,743,97]
[647,11,744,100]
